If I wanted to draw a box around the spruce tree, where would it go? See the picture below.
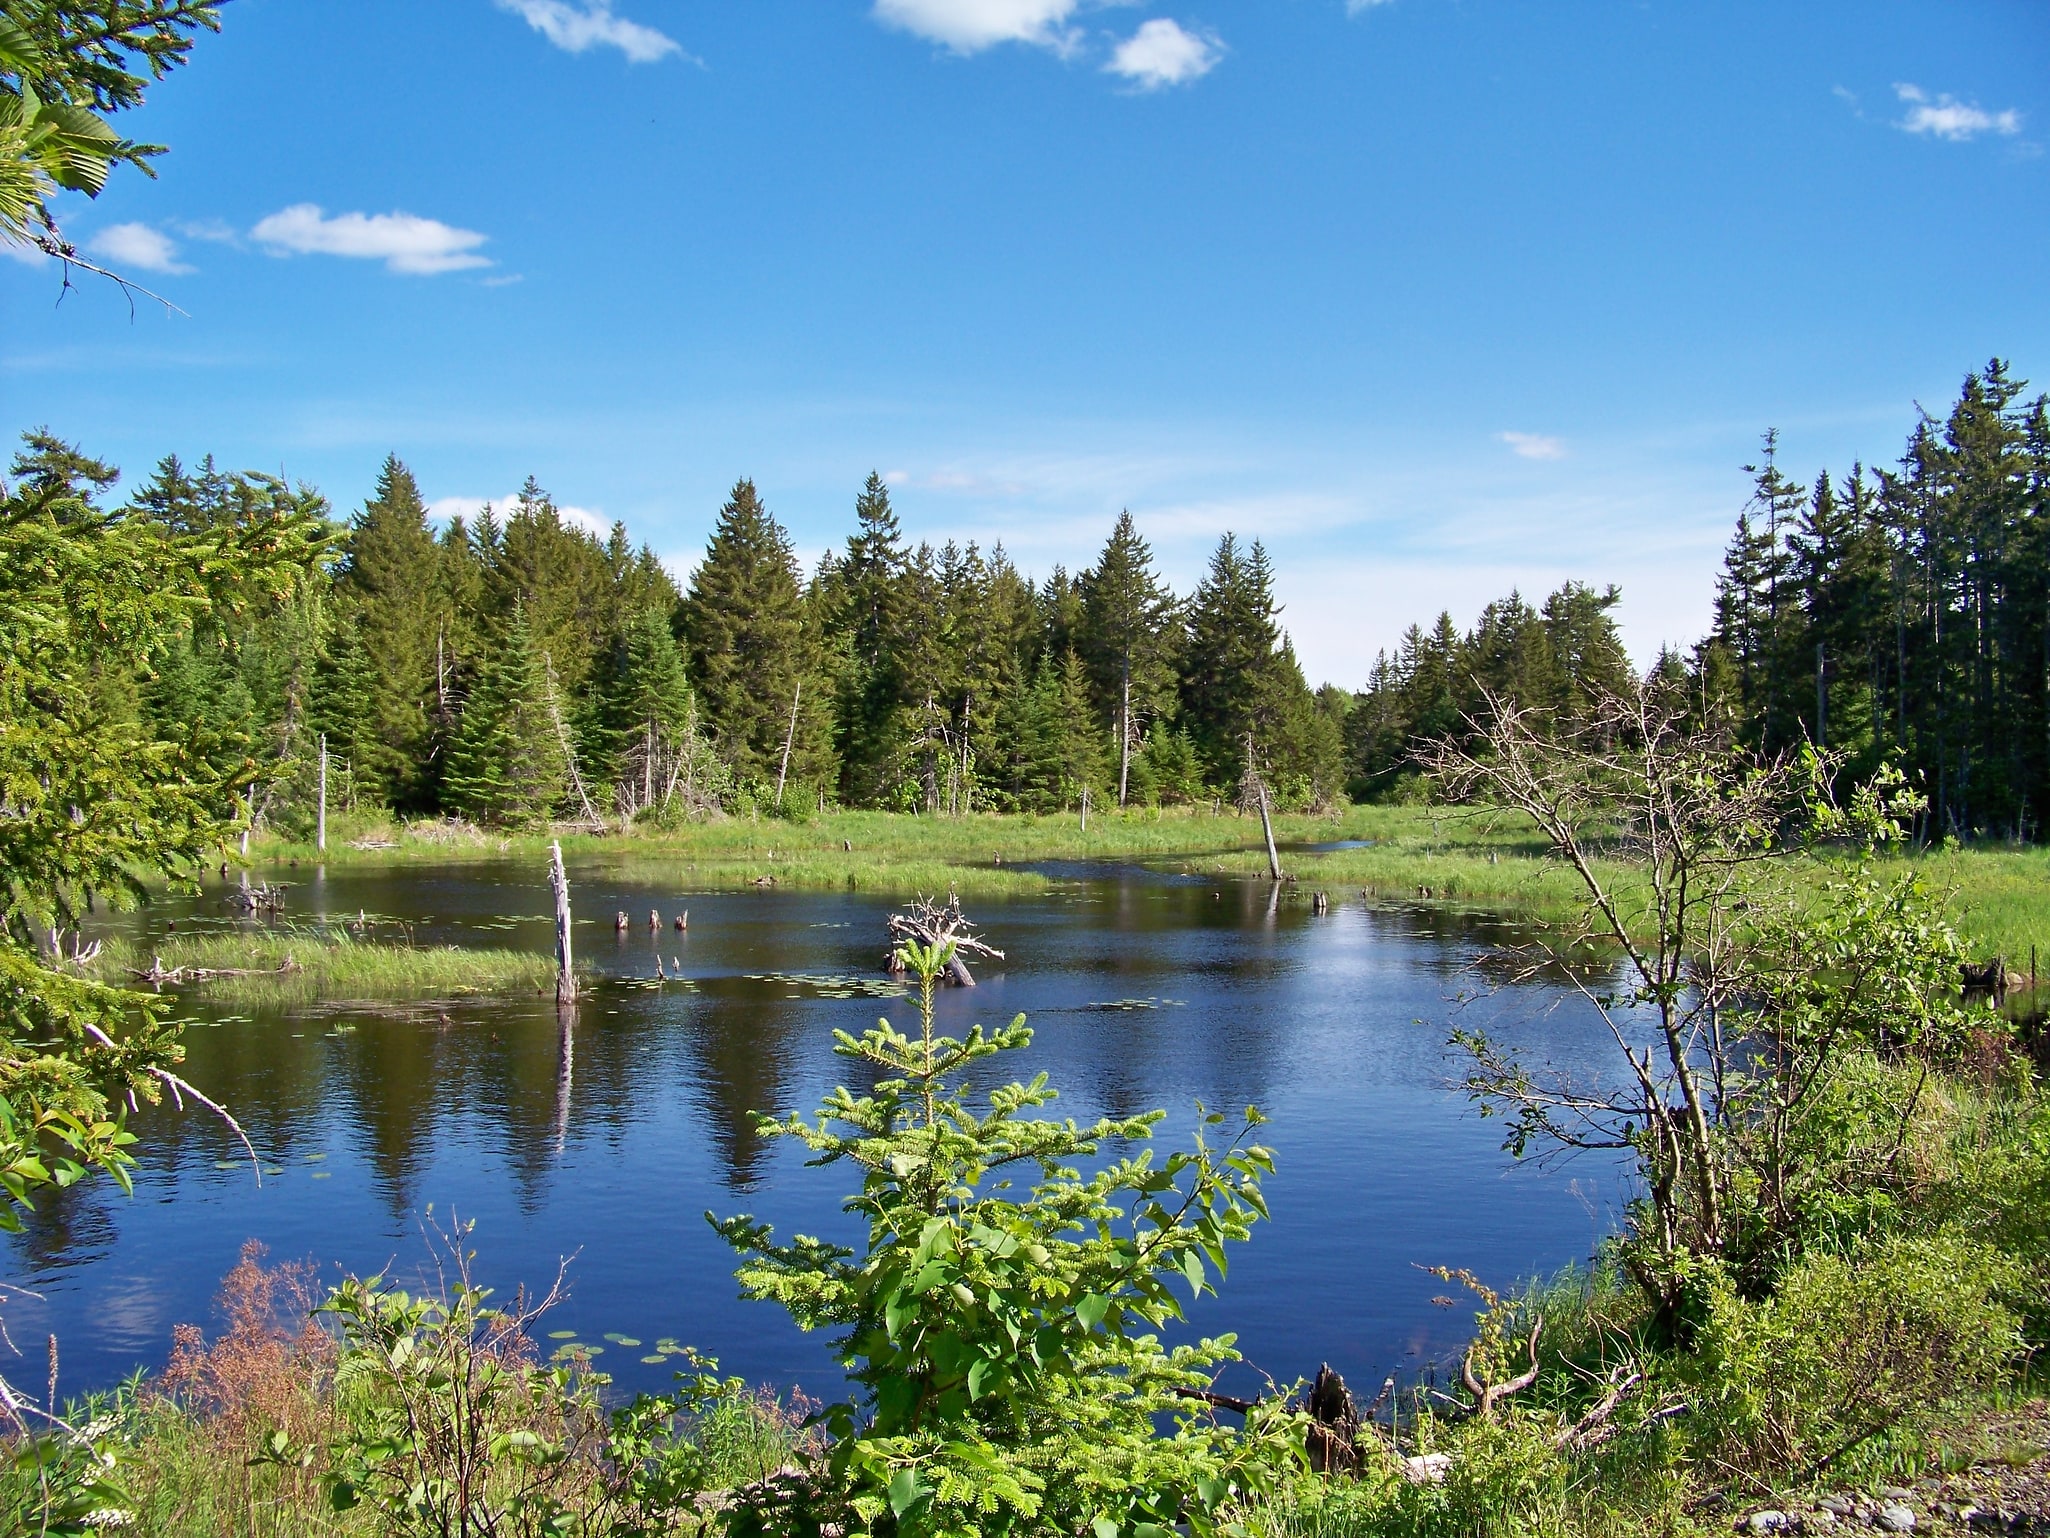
[441,605,568,825]
[681,479,813,786]
[1079,511,1181,806]
[338,454,442,809]
[1179,535,1283,788]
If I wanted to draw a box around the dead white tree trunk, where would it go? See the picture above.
[775,680,802,810]
[317,733,328,855]
[549,840,577,1006]
[544,655,605,831]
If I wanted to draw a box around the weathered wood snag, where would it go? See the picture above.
[886,892,1005,986]
[1305,1363,1361,1473]
[548,840,577,1006]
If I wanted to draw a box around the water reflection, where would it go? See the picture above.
[12,860,1634,1402]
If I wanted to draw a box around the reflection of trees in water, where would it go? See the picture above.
[675,993,800,1194]
[8,1177,121,1280]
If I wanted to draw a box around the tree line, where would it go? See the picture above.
[4,439,1348,832]
[12,358,2040,837]
[1348,360,2050,840]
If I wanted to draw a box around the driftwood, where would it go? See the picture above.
[1462,1316,1543,1419]
[886,893,1005,986]
[130,954,300,987]
[226,881,286,914]
[1173,1340,1642,1488]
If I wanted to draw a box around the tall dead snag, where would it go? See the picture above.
[887,892,1004,986]
[548,840,577,1006]
[1240,732,1282,881]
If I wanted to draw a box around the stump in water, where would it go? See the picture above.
[1304,1363,1361,1474]
[673,911,688,931]
[886,892,1004,986]
[615,911,630,933]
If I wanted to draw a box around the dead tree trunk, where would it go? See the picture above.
[317,734,328,855]
[775,680,802,810]
[549,840,577,1006]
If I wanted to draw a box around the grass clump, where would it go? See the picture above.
[91,930,562,1006]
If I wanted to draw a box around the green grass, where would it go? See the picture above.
[92,930,561,1006]
[252,804,2050,961]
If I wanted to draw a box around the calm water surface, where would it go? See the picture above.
[11,859,1631,1403]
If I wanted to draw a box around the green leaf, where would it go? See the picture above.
[887,1467,925,1517]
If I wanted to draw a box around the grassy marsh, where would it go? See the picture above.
[250,804,2050,960]
[93,930,562,1006]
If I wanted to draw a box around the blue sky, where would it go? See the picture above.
[4,1,2045,686]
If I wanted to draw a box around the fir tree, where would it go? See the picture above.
[338,454,443,810]
[1079,511,1181,806]
[681,479,815,786]
[441,605,568,825]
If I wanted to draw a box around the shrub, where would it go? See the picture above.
[1686,1232,2022,1477]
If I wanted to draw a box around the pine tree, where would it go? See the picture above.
[441,605,568,825]
[594,606,696,818]
[337,454,443,810]
[1539,581,1634,739]
[1179,534,1283,788]
[1078,511,1181,806]
[681,479,813,786]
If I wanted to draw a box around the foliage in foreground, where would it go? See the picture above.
[714,941,1299,1538]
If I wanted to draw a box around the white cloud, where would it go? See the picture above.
[87,222,193,275]
[3,240,50,267]
[1893,83,2021,142]
[428,494,611,538]
[173,217,240,244]
[493,0,683,64]
[251,204,491,275]
[1107,18,1221,89]
[871,0,1080,54]
[1499,431,1567,461]
[1345,0,1395,11]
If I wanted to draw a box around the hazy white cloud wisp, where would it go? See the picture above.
[1500,431,1567,461]
[1893,83,2021,141]
[1107,19,1222,89]
[871,0,1079,54]
[252,205,491,275]
[493,0,683,64]
[87,222,192,275]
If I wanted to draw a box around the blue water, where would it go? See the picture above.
[8,860,1631,1405]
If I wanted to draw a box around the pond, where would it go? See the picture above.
[11,858,1633,1406]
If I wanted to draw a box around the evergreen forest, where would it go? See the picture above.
[18,358,2047,842]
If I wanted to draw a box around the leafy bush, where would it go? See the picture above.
[715,940,1303,1538]
[1686,1232,2022,1476]
[259,1221,734,1538]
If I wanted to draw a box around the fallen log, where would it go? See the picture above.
[129,955,301,987]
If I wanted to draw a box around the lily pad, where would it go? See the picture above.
[547,1330,578,1340]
